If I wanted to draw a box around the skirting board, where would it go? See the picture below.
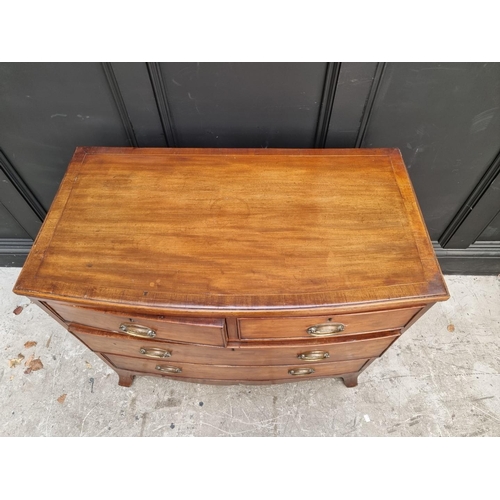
[0,239,33,267]
[433,241,500,275]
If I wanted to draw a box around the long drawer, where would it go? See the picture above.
[104,353,369,382]
[238,306,420,340]
[50,301,226,346]
[69,324,399,366]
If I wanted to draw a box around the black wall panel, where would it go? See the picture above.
[158,62,327,148]
[111,63,167,147]
[479,212,500,241]
[0,203,29,239]
[362,62,500,240]
[0,62,498,273]
[325,62,378,148]
[0,63,131,211]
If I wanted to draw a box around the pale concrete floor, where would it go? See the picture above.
[0,268,499,437]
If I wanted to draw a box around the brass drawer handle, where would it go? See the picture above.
[307,323,345,336]
[289,368,315,376]
[155,365,182,374]
[119,323,156,338]
[298,351,330,361]
[139,347,171,358]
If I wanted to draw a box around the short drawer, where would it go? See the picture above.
[104,353,369,382]
[238,306,420,341]
[70,324,399,366]
[51,301,226,346]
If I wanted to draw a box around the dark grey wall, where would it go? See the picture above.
[0,63,130,211]
[159,62,326,148]
[0,202,29,238]
[479,212,500,241]
[0,62,499,273]
[362,62,500,240]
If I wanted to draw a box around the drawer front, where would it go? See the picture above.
[52,302,225,347]
[104,353,368,382]
[238,306,421,341]
[70,324,399,366]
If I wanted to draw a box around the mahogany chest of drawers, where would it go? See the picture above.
[13,147,449,388]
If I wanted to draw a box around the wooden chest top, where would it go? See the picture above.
[14,147,449,312]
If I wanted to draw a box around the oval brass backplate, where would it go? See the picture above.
[288,368,315,376]
[139,347,172,358]
[307,323,345,336]
[155,365,182,374]
[297,351,330,361]
[119,322,156,338]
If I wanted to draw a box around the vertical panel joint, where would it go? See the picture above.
[354,62,386,148]
[146,63,177,147]
[102,63,139,147]
[314,63,341,148]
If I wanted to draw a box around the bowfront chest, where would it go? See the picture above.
[13,148,449,388]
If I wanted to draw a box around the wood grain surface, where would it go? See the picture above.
[238,306,420,340]
[69,323,400,365]
[14,148,449,312]
[103,352,369,382]
[52,301,226,346]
